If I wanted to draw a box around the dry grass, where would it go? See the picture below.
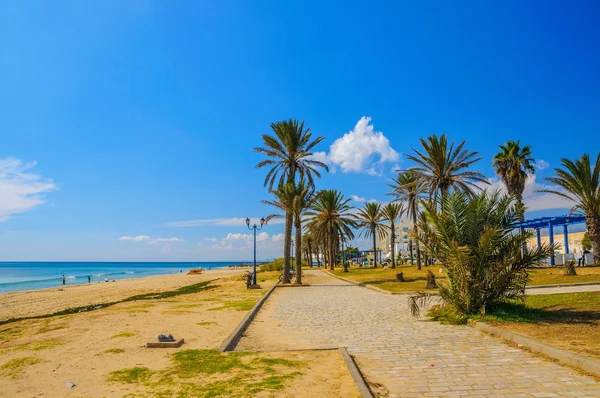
[487,292,600,360]
[330,265,600,293]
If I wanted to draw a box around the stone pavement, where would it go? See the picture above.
[526,284,600,295]
[238,270,600,397]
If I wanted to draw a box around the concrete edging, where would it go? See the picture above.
[471,321,600,377]
[526,281,600,289]
[339,347,374,398]
[218,283,278,352]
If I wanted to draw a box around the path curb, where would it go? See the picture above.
[339,347,374,398]
[218,283,278,352]
[471,321,600,377]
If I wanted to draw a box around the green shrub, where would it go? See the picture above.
[260,258,284,272]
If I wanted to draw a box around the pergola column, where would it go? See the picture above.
[548,221,555,266]
[563,224,569,254]
[536,228,541,248]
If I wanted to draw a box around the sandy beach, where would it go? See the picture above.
[0,269,246,321]
[0,271,358,397]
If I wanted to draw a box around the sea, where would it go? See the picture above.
[0,262,252,294]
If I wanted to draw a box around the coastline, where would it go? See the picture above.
[0,269,246,321]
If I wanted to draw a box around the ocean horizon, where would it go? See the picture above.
[0,261,258,294]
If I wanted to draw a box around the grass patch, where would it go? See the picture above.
[0,327,22,342]
[197,321,217,326]
[107,367,153,383]
[245,373,302,393]
[0,281,215,327]
[529,265,600,286]
[208,298,257,311]
[96,348,125,355]
[428,305,470,325]
[161,310,194,315]
[15,339,64,351]
[331,265,445,293]
[0,357,41,378]
[111,332,135,338]
[171,349,251,377]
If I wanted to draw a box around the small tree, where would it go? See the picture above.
[582,232,592,250]
[415,190,554,315]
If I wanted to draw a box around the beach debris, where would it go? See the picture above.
[64,381,76,389]
[156,333,175,342]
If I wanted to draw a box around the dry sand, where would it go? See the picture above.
[0,269,245,321]
[0,272,359,397]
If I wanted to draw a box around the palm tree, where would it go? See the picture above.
[412,190,554,316]
[539,153,600,262]
[381,203,404,269]
[406,134,488,208]
[262,182,297,283]
[255,119,328,277]
[254,119,328,189]
[389,171,425,269]
[492,141,535,221]
[356,202,385,268]
[291,181,314,284]
[306,190,357,270]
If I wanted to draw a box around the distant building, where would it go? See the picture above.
[376,217,414,260]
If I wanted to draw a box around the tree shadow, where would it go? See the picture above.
[485,301,600,325]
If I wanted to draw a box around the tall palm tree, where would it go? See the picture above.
[406,134,488,208]
[539,153,600,262]
[254,119,328,189]
[381,203,404,269]
[262,182,297,283]
[389,171,425,269]
[255,119,328,277]
[306,190,357,270]
[291,181,314,284]
[356,202,386,268]
[493,141,535,221]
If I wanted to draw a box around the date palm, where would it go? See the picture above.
[381,203,404,269]
[493,140,535,221]
[291,181,314,284]
[254,119,328,189]
[262,182,297,283]
[389,171,425,269]
[356,202,386,268]
[255,119,328,276]
[306,190,357,270]
[539,153,600,262]
[406,134,487,208]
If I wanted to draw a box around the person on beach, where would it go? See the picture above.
[62,275,66,286]
[104,277,109,282]
[87,275,91,283]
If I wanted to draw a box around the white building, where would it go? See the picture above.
[377,217,414,260]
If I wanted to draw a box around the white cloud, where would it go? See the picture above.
[534,159,549,170]
[217,232,285,250]
[351,195,366,203]
[165,217,284,227]
[118,235,184,245]
[204,237,218,242]
[315,117,400,175]
[0,158,56,222]
[482,175,574,212]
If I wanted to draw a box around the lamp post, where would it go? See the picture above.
[245,217,265,288]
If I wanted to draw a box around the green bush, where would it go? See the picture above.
[260,258,284,272]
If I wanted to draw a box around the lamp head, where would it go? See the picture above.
[245,218,250,227]
[260,217,265,226]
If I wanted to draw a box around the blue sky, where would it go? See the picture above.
[0,1,598,261]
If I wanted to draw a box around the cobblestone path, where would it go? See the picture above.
[238,270,600,397]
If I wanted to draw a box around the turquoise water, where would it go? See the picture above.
[0,262,251,294]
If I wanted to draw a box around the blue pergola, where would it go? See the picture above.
[513,215,586,265]
[357,249,383,264]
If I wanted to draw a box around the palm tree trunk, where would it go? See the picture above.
[329,231,335,270]
[516,194,525,222]
[315,247,320,267]
[390,221,396,269]
[412,211,422,270]
[372,227,378,268]
[294,217,302,284]
[282,211,293,283]
[308,240,313,268]
[586,213,600,263]
[407,238,413,265]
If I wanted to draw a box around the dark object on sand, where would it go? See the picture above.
[246,272,253,289]
[396,272,405,282]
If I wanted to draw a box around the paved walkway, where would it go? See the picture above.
[526,284,600,295]
[238,270,600,397]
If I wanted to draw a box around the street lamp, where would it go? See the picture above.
[246,217,265,288]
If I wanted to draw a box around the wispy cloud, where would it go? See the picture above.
[312,117,400,176]
[350,195,377,204]
[165,217,284,227]
[534,159,550,170]
[481,175,573,212]
[0,158,56,222]
[118,235,185,244]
